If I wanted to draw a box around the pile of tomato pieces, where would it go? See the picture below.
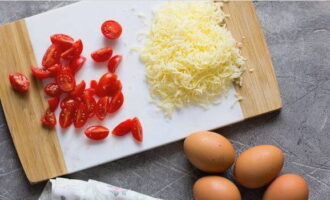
[9,20,143,142]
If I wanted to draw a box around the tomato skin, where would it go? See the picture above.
[50,34,74,49]
[70,80,86,97]
[101,20,122,39]
[82,91,96,118]
[48,97,60,111]
[107,55,122,73]
[42,44,62,68]
[70,56,86,73]
[56,67,76,92]
[95,96,109,121]
[8,72,30,92]
[108,91,124,113]
[131,117,143,142]
[73,102,88,128]
[59,106,74,128]
[85,125,109,140]
[41,109,56,127]
[96,72,118,97]
[31,66,52,79]
[91,47,113,62]
[44,82,61,97]
[112,119,133,136]
[61,39,83,61]
[90,80,98,89]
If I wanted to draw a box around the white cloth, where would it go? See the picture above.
[39,178,162,200]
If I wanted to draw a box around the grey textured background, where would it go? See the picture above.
[0,1,329,200]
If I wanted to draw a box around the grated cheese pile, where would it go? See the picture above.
[140,1,245,116]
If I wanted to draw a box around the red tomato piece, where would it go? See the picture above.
[41,108,56,128]
[131,117,143,142]
[82,91,96,118]
[47,64,61,76]
[96,72,118,97]
[107,55,122,73]
[44,82,61,97]
[60,96,77,109]
[48,97,60,111]
[31,66,52,79]
[90,80,98,89]
[56,67,76,92]
[84,88,96,97]
[50,34,74,49]
[61,39,83,61]
[59,106,75,128]
[70,56,86,73]
[101,20,122,39]
[95,96,109,121]
[8,72,30,92]
[70,80,86,97]
[91,47,113,62]
[85,125,109,140]
[112,119,133,136]
[73,102,89,128]
[108,91,124,113]
[42,44,62,68]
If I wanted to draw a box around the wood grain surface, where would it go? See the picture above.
[223,1,282,118]
[0,20,67,183]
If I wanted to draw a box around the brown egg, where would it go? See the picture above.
[263,174,309,200]
[184,131,235,173]
[234,145,284,188]
[193,176,241,200]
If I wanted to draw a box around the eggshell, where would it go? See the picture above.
[263,174,309,200]
[234,145,284,188]
[193,176,241,200]
[184,131,235,173]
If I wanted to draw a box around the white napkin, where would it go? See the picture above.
[39,178,162,200]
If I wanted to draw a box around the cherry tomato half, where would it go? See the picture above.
[31,66,52,79]
[85,125,109,140]
[8,72,30,92]
[96,72,118,97]
[60,96,77,109]
[56,67,76,92]
[42,44,62,68]
[44,82,61,97]
[61,39,83,61]
[73,102,88,128]
[41,109,56,128]
[131,117,143,142]
[48,97,59,111]
[91,47,113,62]
[107,55,122,73]
[82,91,96,118]
[50,34,74,49]
[108,91,124,113]
[95,96,109,121]
[112,119,133,136]
[70,80,86,97]
[70,56,86,73]
[101,20,122,39]
[59,106,75,128]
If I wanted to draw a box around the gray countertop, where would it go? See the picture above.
[0,1,329,200]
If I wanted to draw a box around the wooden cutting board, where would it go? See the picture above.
[0,1,281,183]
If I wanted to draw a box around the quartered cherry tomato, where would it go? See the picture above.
[82,91,96,118]
[131,117,143,142]
[101,20,122,39]
[85,125,109,140]
[8,72,30,92]
[59,106,74,128]
[112,119,132,136]
[44,82,61,97]
[56,67,76,92]
[41,109,56,127]
[73,102,88,128]
[90,80,98,89]
[60,96,77,109]
[50,34,74,49]
[95,96,109,120]
[107,55,122,73]
[48,97,59,111]
[42,44,62,68]
[61,39,83,61]
[91,47,113,62]
[70,80,86,97]
[96,72,118,97]
[108,91,124,113]
[31,66,52,79]
[70,56,86,73]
